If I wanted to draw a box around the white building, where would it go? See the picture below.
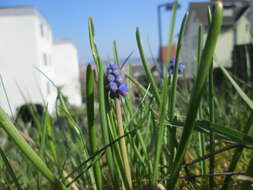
[182,0,253,79]
[52,40,82,107]
[0,7,81,116]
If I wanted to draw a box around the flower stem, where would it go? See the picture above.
[115,97,132,189]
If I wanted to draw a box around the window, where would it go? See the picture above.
[43,53,47,66]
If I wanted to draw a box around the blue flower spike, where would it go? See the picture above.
[178,62,184,74]
[105,63,128,98]
[169,57,185,75]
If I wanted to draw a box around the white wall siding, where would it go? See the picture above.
[213,29,234,68]
[0,9,56,115]
[52,41,82,107]
[235,17,252,45]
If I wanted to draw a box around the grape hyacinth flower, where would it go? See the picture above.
[105,63,133,188]
[105,63,128,98]
[169,57,185,75]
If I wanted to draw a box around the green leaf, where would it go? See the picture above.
[220,66,253,110]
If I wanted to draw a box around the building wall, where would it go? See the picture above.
[34,15,57,113]
[213,28,234,68]
[0,11,56,115]
[52,41,82,107]
[246,1,253,34]
[235,16,252,44]
[181,12,198,78]
[182,10,253,78]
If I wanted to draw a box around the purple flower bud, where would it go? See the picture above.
[118,83,128,96]
[116,74,125,84]
[178,62,184,74]
[109,64,119,71]
[107,74,115,82]
[169,64,174,74]
[107,68,113,74]
[108,81,118,92]
[112,69,121,76]
[168,59,184,74]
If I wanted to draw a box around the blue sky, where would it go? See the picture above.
[1,0,208,63]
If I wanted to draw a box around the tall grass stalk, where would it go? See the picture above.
[0,147,23,190]
[45,110,57,162]
[113,41,120,66]
[88,17,118,188]
[163,0,179,175]
[86,64,103,190]
[164,0,178,72]
[196,24,207,175]
[168,12,188,121]
[136,28,160,106]
[167,12,189,168]
[207,7,215,189]
[167,2,223,189]
[150,1,179,187]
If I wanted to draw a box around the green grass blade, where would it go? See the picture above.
[163,0,179,178]
[197,121,253,147]
[0,75,14,118]
[136,28,160,105]
[0,147,23,190]
[222,111,253,190]
[169,120,253,148]
[164,0,178,70]
[220,66,253,110]
[86,64,103,190]
[167,13,189,169]
[113,40,119,66]
[196,24,207,176]
[168,12,189,119]
[151,68,168,188]
[208,7,215,189]
[39,106,49,159]
[0,108,68,189]
[45,111,57,162]
[88,17,118,188]
[120,51,134,69]
[167,2,223,189]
